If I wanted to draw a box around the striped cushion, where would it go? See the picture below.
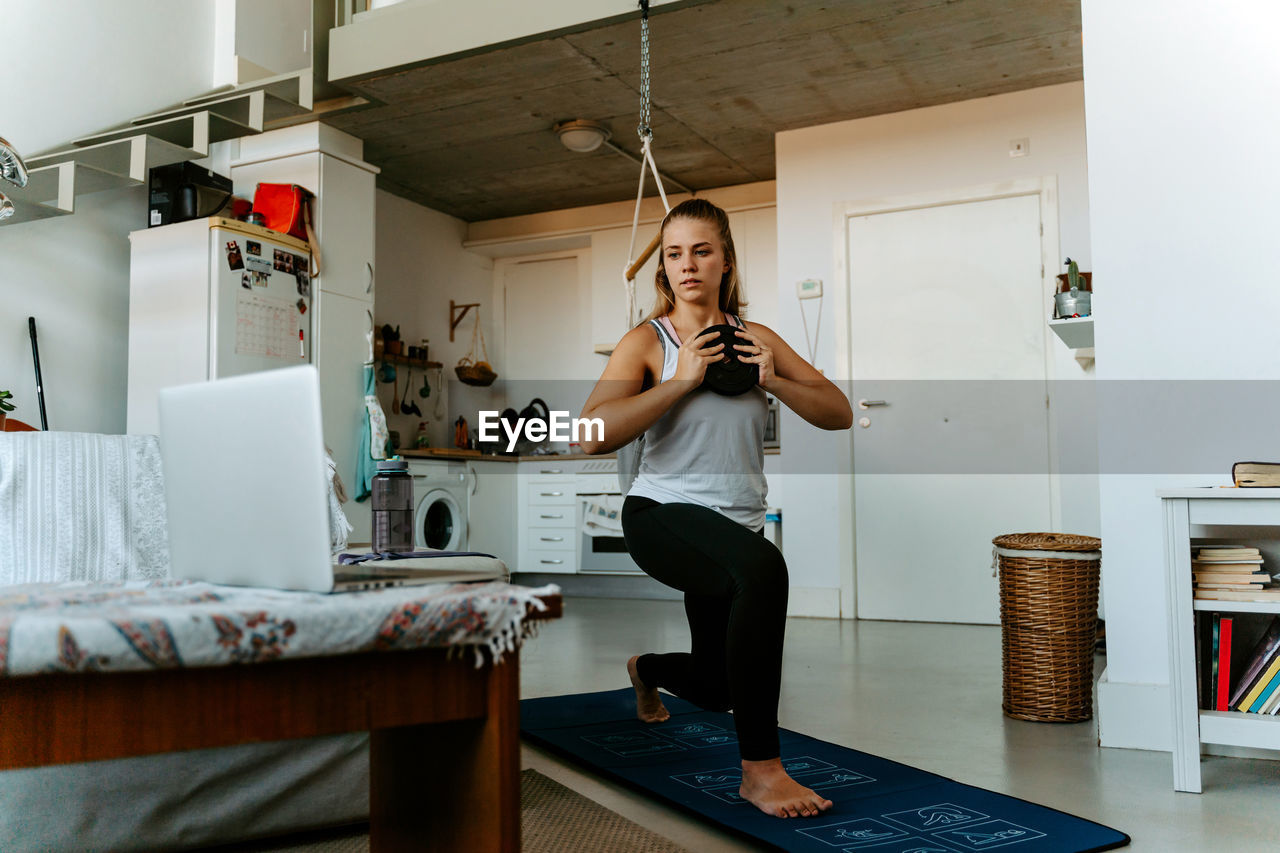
[0,433,170,584]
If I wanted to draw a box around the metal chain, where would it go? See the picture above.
[637,0,652,140]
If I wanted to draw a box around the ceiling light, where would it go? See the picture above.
[555,120,611,153]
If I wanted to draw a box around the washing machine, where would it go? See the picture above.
[409,461,470,551]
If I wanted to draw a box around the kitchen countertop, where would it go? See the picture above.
[397,448,781,462]
[398,449,612,463]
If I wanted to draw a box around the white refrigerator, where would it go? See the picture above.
[127,217,314,434]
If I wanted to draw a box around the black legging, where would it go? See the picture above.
[621,495,788,761]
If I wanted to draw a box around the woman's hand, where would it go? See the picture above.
[734,329,776,390]
[673,329,725,386]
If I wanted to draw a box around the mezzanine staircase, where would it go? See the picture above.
[1,70,313,227]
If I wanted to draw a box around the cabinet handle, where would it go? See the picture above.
[366,261,374,293]
[540,491,564,497]
[540,559,565,565]
[540,536,564,542]
[540,469,563,474]
[540,513,564,519]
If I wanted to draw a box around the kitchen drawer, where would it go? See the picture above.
[522,547,577,573]
[529,527,575,550]
[529,506,575,526]
[529,486,575,505]
[527,469,574,481]
[575,474,619,494]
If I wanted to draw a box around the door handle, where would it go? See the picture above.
[366,261,374,293]
[540,559,564,565]
[858,399,888,409]
[540,536,565,542]
[540,513,565,519]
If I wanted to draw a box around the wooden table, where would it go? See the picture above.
[0,594,561,852]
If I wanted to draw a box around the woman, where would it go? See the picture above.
[579,198,853,819]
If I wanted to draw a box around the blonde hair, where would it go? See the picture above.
[641,198,746,324]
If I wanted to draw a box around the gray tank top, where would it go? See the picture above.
[626,313,769,530]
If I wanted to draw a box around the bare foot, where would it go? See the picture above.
[739,757,834,818]
[627,655,670,723]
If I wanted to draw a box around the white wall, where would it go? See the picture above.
[5,1,217,155]
[0,1,221,433]
[774,82,1095,604]
[1083,1,1280,750]
[373,191,496,449]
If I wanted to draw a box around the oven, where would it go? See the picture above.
[575,465,643,575]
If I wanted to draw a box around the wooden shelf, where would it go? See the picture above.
[378,352,442,369]
[1193,599,1280,614]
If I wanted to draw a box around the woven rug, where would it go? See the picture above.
[199,768,689,852]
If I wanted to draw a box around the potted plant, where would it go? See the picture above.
[1054,257,1092,319]
[0,389,13,430]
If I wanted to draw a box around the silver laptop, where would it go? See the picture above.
[158,365,506,592]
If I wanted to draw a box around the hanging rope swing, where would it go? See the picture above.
[623,0,680,329]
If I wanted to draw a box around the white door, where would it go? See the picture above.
[503,257,580,382]
[848,192,1052,624]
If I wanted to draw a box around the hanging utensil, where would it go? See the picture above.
[392,367,400,415]
[419,371,430,398]
[401,368,422,416]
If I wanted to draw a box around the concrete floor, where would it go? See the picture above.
[520,597,1280,853]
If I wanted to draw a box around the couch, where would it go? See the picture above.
[0,432,370,851]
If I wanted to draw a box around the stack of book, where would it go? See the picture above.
[1200,614,1280,713]
[1192,547,1279,601]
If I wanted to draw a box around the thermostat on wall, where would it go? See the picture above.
[796,278,823,300]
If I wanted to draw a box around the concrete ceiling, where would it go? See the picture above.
[325,0,1082,223]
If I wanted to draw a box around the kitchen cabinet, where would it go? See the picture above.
[517,461,577,574]
[466,459,517,566]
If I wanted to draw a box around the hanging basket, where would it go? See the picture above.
[454,357,497,387]
[454,309,497,386]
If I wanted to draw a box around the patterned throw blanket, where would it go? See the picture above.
[0,579,559,677]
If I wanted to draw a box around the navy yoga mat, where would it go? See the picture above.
[521,689,1129,853]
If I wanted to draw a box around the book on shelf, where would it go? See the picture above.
[1238,655,1280,712]
[1195,588,1280,602]
[1232,462,1280,488]
[1193,571,1271,583]
[1210,615,1221,710]
[1229,617,1280,709]
[1196,584,1265,591]
[1216,615,1234,711]
[1262,687,1280,715]
[1246,669,1280,713]
[1192,548,1264,560]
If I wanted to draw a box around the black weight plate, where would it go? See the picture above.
[698,324,759,396]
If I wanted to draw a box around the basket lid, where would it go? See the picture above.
[991,532,1100,552]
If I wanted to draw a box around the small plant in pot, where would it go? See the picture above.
[0,389,14,429]
[1054,257,1092,319]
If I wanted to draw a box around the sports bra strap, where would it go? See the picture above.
[656,313,743,346]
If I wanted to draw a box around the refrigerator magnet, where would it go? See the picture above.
[296,298,307,315]
[247,240,261,256]
[296,271,310,298]
[225,241,244,271]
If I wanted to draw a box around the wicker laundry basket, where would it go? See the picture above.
[992,532,1102,723]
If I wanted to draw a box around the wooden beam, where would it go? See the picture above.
[626,229,662,281]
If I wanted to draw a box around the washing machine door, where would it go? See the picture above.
[415,487,467,551]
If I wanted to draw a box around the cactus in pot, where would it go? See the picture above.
[1054,257,1092,319]
[0,389,13,429]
